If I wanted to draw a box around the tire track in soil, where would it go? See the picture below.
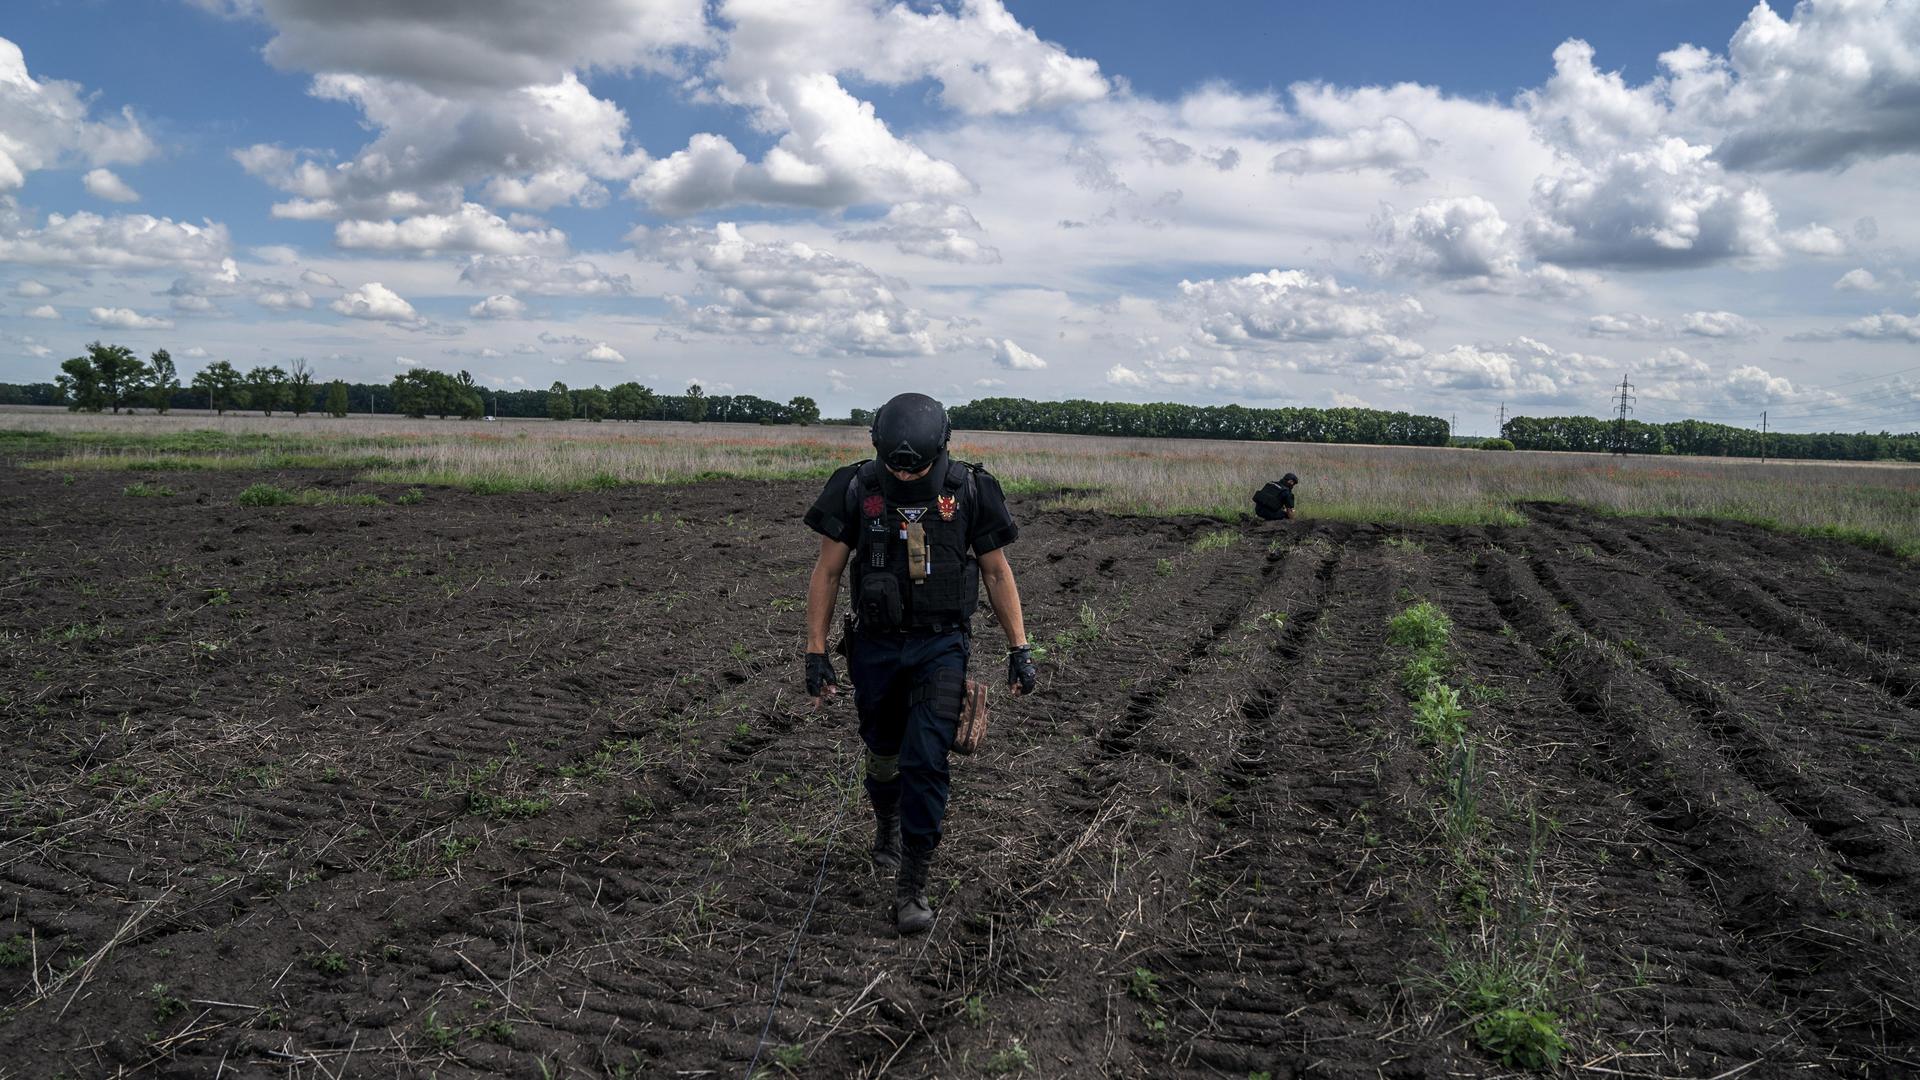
[523,509,1236,1077]
[1475,540,1919,1068]
[1652,513,1920,660]
[1527,504,1920,710]
[1,477,824,1079]
[1145,535,1485,1079]
[725,521,1303,1079]
[1411,530,1846,1074]
[1513,511,1920,915]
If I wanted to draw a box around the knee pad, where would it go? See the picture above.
[865,750,900,783]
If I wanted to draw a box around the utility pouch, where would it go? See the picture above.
[953,680,990,756]
[858,574,904,631]
[905,522,929,583]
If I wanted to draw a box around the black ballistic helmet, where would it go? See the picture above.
[871,393,950,472]
[1282,472,1298,485]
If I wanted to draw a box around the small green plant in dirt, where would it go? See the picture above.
[421,1009,458,1051]
[237,482,295,507]
[963,994,989,1025]
[123,481,175,497]
[1127,967,1161,1003]
[1254,610,1287,631]
[1155,557,1175,576]
[1387,602,1451,652]
[1441,939,1578,1071]
[1445,741,1482,839]
[1411,683,1470,746]
[1137,1007,1172,1045]
[1192,528,1238,553]
[149,984,185,1022]
[1474,1008,1567,1070]
[0,935,30,967]
[395,488,426,505]
[982,1040,1032,1074]
[310,950,348,975]
[764,1044,807,1074]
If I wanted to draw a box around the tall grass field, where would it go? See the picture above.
[4,409,1917,556]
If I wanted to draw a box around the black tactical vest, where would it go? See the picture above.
[845,457,981,633]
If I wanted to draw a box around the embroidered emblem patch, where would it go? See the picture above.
[898,507,926,523]
[937,494,957,521]
[862,494,885,518]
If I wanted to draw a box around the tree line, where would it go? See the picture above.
[947,397,1451,446]
[21,344,824,425]
[1503,415,1920,462]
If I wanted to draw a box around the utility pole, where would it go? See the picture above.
[1450,413,1457,441]
[1612,375,1635,455]
[1498,402,1506,440]
[1761,410,1767,463]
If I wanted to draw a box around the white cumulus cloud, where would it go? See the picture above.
[0,38,156,192]
[88,306,173,330]
[335,203,568,255]
[989,339,1046,370]
[469,294,528,319]
[330,281,420,324]
[1177,269,1428,349]
[82,168,140,202]
[636,221,939,357]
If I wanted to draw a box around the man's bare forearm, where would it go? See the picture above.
[806,559,843,653]
[983,567,1027,649]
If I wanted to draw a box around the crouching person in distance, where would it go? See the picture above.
[801,393,1038,935]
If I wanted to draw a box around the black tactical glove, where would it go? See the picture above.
[805,652,841,698]
[1007,645,1038,696]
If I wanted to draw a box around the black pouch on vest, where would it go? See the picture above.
[858,573,905,631]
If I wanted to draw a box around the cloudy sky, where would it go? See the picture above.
[4,0,1920,433]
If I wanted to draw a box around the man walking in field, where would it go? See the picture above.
[801,393,1038,935]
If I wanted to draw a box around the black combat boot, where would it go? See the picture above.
[865,777,902,872]
[894,844,935,935]
[870,801,902,872]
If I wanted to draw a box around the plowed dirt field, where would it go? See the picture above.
[2,467,1916,1079]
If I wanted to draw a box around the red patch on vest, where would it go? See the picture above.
[937,494,957,521]
[862,494,885,518]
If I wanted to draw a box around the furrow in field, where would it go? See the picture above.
[1476,544,1919,1063]
[1511,519,1920,915]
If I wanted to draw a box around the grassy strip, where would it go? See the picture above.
[1387,600,1574,1071]
[6,422,1916,555]
[236,483,384,508]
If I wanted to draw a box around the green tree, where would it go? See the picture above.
[609,381,656,421]
[191,360,244,414]
[324,379,349,418]
[786,395,820,426]
[577,385,610,422]
[286,357,315,417]
[245,365,289,416]
[547,381,574,421]
[147,349,180,413]
[57,342,148,413]
[56,356,103,412]
[683,381,707,423]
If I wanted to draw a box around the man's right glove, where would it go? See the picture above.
[805,652,841,698]
[1007,645,1038,696]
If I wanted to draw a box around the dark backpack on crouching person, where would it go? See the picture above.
[1252,478,1294,522]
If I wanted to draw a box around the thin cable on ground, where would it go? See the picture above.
[743,756,861,1080]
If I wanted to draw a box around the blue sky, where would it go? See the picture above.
[3,0,1918,433]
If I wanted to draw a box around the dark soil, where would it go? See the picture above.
[1,468,1916,1078]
